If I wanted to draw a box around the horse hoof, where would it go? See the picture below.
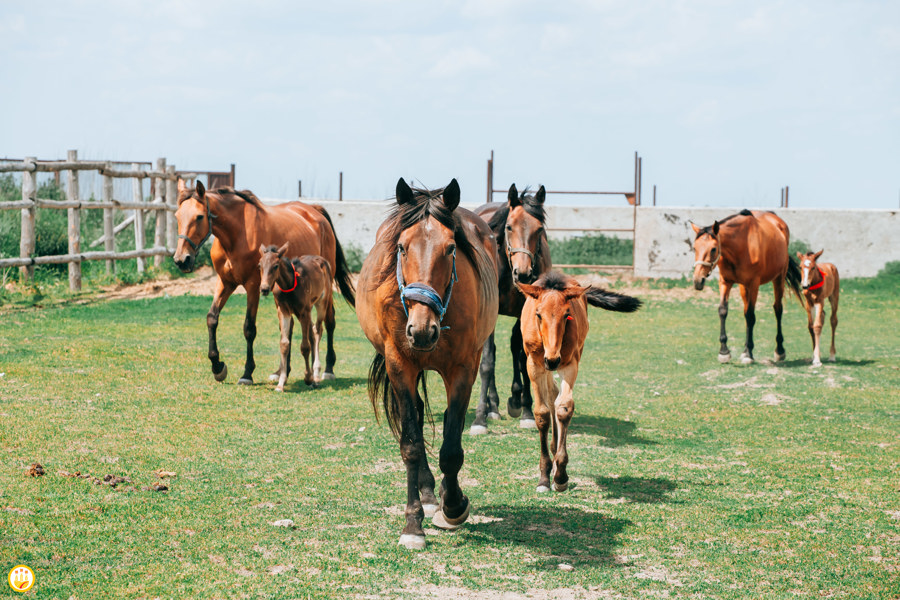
[238,378,253,385]
[398,534,426,550]
[214,364,228,382]
[488,412,501,420]
[275,387,284,393]
[717,353,731,364]
[469,425,488,436]
[507,404,522,418]
[740,355,754,365]
[811,360,822,368]
[774,352,786,362]
[422,503,438,518]
[828,356,836,363]
[519,419,536,429]
[268,373,279,382]
[322,373,336,380]
[552,481,569,492]
[307,382,319,389]
[432,504,470,531]
[536,485,551,493]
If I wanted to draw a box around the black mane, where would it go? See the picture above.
[533,270,575,292]
[696,209,755,239]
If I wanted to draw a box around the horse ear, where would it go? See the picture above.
[712,221,720,235]
[196,180,206,199]
[535,185,546,205]
[813,249,824,261]
[516,282,542,299]
[396,178,414,205]
[259,244,267,256]
[564,285,590,300]
[278,242,289,258]
[508,184,520,207]
[796,251,804,260]
[690,222,701,235]
[443,178,460,211]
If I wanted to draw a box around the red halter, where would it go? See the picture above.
[277,264,299,293]
[807,268,825,291]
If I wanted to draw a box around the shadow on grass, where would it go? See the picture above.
[569,415,657,447]
[280,376,368,393]
[777,357,876,369]
[595,475,680,504]
[466,503,631,568]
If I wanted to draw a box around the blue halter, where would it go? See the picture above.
[396,247,457,323]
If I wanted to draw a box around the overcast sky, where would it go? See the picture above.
[2,1,898,208]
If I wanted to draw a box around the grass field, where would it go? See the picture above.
[1,273,898,599]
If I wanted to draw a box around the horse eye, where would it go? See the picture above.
[536,313,542,321]
[505,225,512,231]
[196,214,204,222]
[447,244,456,256]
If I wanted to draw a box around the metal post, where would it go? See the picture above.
[638,156,643,206]
[230,163,235,187]
[339,171,343,201]
[298,180,302,198]
[486,150,494,203]
[634,151,639,206]
[785,185,789,208]
[67,149,82,291]
[653,184,657,207]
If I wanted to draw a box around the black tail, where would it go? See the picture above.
[585,287,642,313]
[368,353,431,443]
[786,254,805,306]
[313,205,356,308]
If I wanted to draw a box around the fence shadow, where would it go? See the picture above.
[568,415,657,448]
[463,503,631,568]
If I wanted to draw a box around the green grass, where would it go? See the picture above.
[1,274,899,599]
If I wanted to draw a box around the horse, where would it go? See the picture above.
[173,180,355,384]
[797,250,840,367]
[470,184,552,434]
[258,244,336,391]
[517,271,641,493]
[356,178,499,550]
[691,209,803,364]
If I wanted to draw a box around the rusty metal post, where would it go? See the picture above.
[298,180,302,198]
[486,150,494,203]
[653,184,657,206]
[634,152,639,206]
[638,156,643,206]
[785,186,789,208]
[230,163,235,187]
[339,172,343,201]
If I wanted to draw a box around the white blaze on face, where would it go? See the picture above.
[802,259,812,288]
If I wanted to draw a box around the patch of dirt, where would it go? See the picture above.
[25,463,45,477]
[97,266,224,301]
[400,585,622,599]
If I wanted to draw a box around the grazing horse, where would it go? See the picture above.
[797,250,840,367]
[470,184,552,434]
[173,180,355,384]
[356,178,498,550]
[691,210,802,364]
[518,271,641,493]
[258,244,336,391]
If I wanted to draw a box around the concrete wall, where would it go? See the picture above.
[263,198,899,279]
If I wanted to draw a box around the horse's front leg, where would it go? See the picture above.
[828,287,839,362]
[275,311,293,392]
[415,390,438,518]
[208,279,236,382]
[299,310,315,387]
[811,302,825,367]
[739,283,758,364]
[551,361,578,492]
[717,280,733,363]
[527,355,558,493]
[433,365,478,531]
[772,277,786,361]
[239,282,261,384]
[513,320,537,429]
[311,313,324,383]
[471,333,498,435]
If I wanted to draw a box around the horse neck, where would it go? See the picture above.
[277,258,297,291]
[207,192,264,254]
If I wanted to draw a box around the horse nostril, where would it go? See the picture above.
[430,324,439,342]
[544,357,560,371]
[406,324,414,338]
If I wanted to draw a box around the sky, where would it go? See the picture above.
[2,1,899,208]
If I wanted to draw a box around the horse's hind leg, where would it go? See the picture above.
[208,280,236,382]
[828,287,839,362]
[392,372,428,550]
[811,301,826,367]
[772,277,786,362]
[739,284,758,364]
[238,283,261,385]
[275,313,293,392]
[433,367,477,531]
[717,281,733,362]
[471,334,498,435]
[322,300,337,380]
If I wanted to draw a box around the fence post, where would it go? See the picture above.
[66,150,82,291]
[153,158,167,267]
[19,157,37,282]
[166,165,177,252]
[132,163,146,273]
[102,163,115,274]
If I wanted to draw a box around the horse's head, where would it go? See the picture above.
[518,274,588,371]
[173,180,215,273]
[690,221,720,291]
[505,184,547,284]
[798,249,824,289]
[394,177,461,352]
[259,243,288,297]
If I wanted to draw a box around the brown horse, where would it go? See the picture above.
[173,180,355,384]
[691,210,802,364]
[258,244,336,390]
[470,184,552,434]
[797,250,840,367]
[356,178,498,550]
[518,271,641,493]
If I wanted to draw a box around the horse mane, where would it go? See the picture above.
[486,187,547,246]
[532,270,576,292]
[211,186,266,210]
[696,209,754,238]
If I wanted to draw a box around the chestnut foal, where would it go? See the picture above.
[259,244,336,391]
[798,250,840,367]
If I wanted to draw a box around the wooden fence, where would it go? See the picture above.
[0,151,199,290]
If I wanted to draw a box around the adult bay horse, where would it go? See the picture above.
[470,184,552,434]
[691,209,802,364]
[173,180,355,384]
[797,250,840,367]
[518,271,641,492]
[356,178,498,550]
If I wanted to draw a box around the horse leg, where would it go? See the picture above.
[551,361,578,492]
[828,288,839,362]
[717,281,733,363]
[238,283,260,384]
[514,321,537,428]
[811,302,825,367]
[471,333,498,435]
[415,391,438,518]
[299,312,315,387]
[275,312,293,392]
[772,277,786,362]
[207,279,236,382]
[432,367,478,531]
[311,310,324,383]
[739,283,758,364]
[322,300,337,379]
[527,355,557,492]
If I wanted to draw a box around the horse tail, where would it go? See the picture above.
[785,253,805,306]
[585,287,643,313]
[312,204,356,308]
[367,353,432,443]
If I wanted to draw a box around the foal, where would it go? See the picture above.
[259,244,336,391]
[798,250,840,367]
[517,271,640,493]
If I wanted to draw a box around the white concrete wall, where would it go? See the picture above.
[263,198,899,279]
